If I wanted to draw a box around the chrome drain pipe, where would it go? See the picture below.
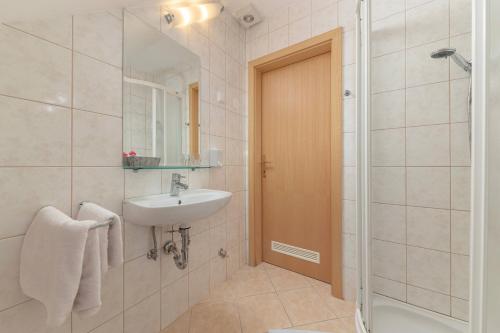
[163,224,190,270]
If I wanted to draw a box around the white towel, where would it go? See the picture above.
[72,228,102,316]
[74,202,123,317]
[20,206,95,327]
[76,202,123,271]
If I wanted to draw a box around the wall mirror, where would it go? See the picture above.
[123,11,206,169]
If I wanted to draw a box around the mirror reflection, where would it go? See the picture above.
[123,12,203,169]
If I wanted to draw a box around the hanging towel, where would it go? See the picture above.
[74,202,123,317]
[76,202,123,271]
[72,227,102,316]
[20,206,95,327]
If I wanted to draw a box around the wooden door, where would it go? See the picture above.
[261,52,332,282]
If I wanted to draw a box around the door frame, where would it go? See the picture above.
[248,28,344,298]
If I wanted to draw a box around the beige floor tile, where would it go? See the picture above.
[189,301,241,333]
[161,311,190,333]
[232,264,269,282]
[235,277,276,297]
[292,317,356,333]
[206,279,239,303]
[313,284,356,318]
[237,293,292,333]
[268,269,312,292]
[278,288,336,326]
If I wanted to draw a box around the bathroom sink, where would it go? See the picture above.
[123,189,232,226]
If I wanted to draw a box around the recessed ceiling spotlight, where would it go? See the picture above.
[243,14,254,23]
[235,4,262,29]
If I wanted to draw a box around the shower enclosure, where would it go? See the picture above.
[353,0,500,332]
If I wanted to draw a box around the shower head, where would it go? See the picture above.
[431,48,457,58]
[430,48,472,73]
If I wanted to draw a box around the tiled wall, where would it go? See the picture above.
[245,0,358,301]
[0,7,247,333]
[370,0,471,321]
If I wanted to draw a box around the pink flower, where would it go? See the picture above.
[129,150,137,157]
[122,152,128,157]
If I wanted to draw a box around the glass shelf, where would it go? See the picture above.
[123,165,211,171]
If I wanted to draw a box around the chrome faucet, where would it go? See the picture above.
[170,173,188,196]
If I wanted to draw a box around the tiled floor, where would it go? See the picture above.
[161,263,356,333]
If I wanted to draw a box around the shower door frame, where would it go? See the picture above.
[469,0,500,332]
[355,0,372,331]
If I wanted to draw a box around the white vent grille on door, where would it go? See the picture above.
[271,241,320,264]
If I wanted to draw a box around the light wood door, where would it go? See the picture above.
[261,52,332,282]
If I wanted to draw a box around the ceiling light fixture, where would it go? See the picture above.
[163,2,224,28]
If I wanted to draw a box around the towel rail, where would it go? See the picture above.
[79,202,115,230]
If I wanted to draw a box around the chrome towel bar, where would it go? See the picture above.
[79,202,115,230]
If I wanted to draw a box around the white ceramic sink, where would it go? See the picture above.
[123,189,232,226]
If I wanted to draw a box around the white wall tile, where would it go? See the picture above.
[372,276,406,301]
[451,254,469,300]
[124,292,160,333]
[74,12,123,67]
[451,297,469,321]
[343,30,356,65]
[72,266,124,333]
[372,52,405,93]
[406,40,449,87]
[451,210,470,255]
[372,0,405,21]
[124,169,162,198]
[73,54,122,117]
[450,33,471,80]
[338,0,356,31]
[407,167,450,209]
[451,167,471,210]
[0,96,71,166]
[124,255,160,309]
[372,203,406,243]
[189,230,210,271]
[269,26,289,53]
[312,4,339,36]
[6,17,73,48]
[406,82,449,126]
[73,110,122,167]
[0,300,71,333]
[189,263,210,306]
[406,0,449,48]
[0,167,71,239]
[371,167,406,204]
[210,44,225,79]
[0,236,28,311]
[161,276,188,328]
[406,124,450,166]
[372,239,406,282]
[127,6,161,31]
[371,13,405,57]
[371,90,405,130]
[0,24,71,106]
[289,0,312,23]
[87,314,123,333]
[407,246,450,293]
[451,123,471,166]
[450,0,472,36]
[371,129,405,166]
[289,16,312,45]
[407,206,450,251]
[450,79,470,122]
[72,167,124,216]
[407,285,450,315]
